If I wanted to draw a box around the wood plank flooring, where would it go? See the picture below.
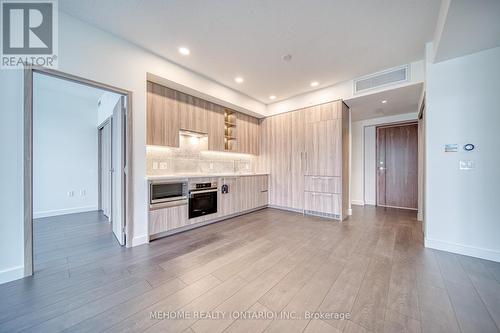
[1,207,499,332]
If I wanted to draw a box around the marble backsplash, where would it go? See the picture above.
[147,132,257,175]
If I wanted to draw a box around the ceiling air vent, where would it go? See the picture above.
[354,65,409,94]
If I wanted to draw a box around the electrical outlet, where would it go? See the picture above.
[68,191,74,197]
[209,162,214,170]
[80,189,86,196]
[159,162,167,170]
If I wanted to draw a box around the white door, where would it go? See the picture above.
[99,121,112,220]
[112,96,126,245]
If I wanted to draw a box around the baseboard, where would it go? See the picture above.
[131,234,148,247]
[34,205,98,219]
[0,265,24,285]
[267,205,304,213]
[425,237,500,262]
[351,200,365,206]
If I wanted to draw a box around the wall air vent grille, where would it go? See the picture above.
[354,65,409,94]
[304,210,340,220]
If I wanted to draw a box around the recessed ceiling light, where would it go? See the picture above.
[269,95,276,100]
[381,100,387,104]
[310,81,319,87]
[235,77,244,84]
[178,47,190,55]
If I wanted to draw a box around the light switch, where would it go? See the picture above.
[152,162,158,170]
[459,160,474,170]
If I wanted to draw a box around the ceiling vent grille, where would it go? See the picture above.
[354,65,409,94]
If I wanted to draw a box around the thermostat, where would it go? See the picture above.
[464,144,475,151]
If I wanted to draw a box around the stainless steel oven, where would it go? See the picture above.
[189,181,218,219]
[150,179,188,209]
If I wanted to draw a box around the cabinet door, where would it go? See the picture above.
[306,119,342,177]
[220,177,239,216]
[149,204,188,235]
[268,113,292,207]
[290,109,306,209]
[146,82,179,147]
[304,192,341,217]
[178,91,208,133]
[207,103,225,151]
[258,175,269,207]
[237,113,260,155]
[306,101,342,122]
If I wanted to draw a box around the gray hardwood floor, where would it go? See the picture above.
[1,207,499,332]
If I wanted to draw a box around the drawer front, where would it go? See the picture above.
[304,192,341,216]
[304,176,341,193]
[149,204,188,235]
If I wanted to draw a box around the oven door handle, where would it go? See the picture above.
[190,189,218,195]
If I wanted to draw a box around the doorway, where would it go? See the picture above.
[24,67,132,277]
[376,123,418,210]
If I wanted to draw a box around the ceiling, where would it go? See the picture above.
[60,0,440,104]
[345,83,423,121]
[433,0,500,62]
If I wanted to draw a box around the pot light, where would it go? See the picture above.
[310,81,319,87]
[235,77,244,84]
[178,47,190,55]
[381,100,387,104]
[269,95,276,100]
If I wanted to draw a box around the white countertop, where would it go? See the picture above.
[146,173,269,181]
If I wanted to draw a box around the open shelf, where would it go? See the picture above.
[224,109,237,151]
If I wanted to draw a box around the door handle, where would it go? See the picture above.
[378,167,387,171]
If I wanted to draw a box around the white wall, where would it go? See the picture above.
[425,45,500,262]
[33,75,99,218]
[0,12,266,284]
[350,113,418,207]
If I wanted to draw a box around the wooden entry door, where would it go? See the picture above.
[376,123,418,209]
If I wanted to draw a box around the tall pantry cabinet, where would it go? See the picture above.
[259,100,350,220]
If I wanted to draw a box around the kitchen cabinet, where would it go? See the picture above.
[305,119,342,177]
[237,113,260,155]
[178,90,208,133]
[146,81,180,147]
[304,192,341,217]
[149,204,188,236]
[220,177,240,216]
[207,103,225,151]
[259,100,349,220]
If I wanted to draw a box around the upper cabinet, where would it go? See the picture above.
[147,81,180,147]
[178,91,208,133]
[207,103,225,151]
[146,81,260,154]
[237,113,259,155]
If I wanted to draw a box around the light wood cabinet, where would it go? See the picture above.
[178,91,208,133]
[305,119,342,177]
[147,82,260,154]
[207,103,225,151]
[220,177,240,216]
[237,113,259,155]
[259,100,349,220]
[304,192,341,217]
[304,176,341,193]
[146,81,180,147]
[149,204,188,235]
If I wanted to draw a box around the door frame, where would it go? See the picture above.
[23,66,134,277]
[98,117,113,221]
[375,121,418,210]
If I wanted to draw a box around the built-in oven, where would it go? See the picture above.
[150,179,188,209]
[189,181,218,219]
